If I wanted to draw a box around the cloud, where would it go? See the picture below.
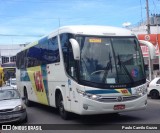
[1,0,160,44]
[122,22,131,27]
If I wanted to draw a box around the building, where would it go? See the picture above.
[130,14,160,34]
[129,14,160,79]
[0,44,24,65]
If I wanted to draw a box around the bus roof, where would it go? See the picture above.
[49,25,135,38]
[22,25,135,51]
[1,62,16,68]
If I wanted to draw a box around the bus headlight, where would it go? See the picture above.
[134,84,147,96]
[84,93,101,100]
[76,88,101,101]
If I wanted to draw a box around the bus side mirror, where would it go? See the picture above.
[69,38,80,60]
[139,40,156,59]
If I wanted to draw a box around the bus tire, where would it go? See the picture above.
[57,92,70,120]
[24,89,32,107]
[150,90,159,99]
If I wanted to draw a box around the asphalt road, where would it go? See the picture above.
[25,98,160,125]
[1,97,160,133]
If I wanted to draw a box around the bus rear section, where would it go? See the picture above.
[1,62,16,82]
[0,67,4,87]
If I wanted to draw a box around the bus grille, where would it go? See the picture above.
[97,95,139,102]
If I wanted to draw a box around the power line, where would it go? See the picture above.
[140,0,143,22]
[0,34,43,37]
[0,15,98,19]
[0,16,64,19]
[0,49,20,50]
[151,0,158,14]
[0,0,59,3]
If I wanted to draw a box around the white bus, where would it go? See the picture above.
[16,25,147,119]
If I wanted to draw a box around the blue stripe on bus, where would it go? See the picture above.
[85,88,132,95]
[85,89,118,94]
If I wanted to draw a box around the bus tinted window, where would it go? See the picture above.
[27,45,41,67]
[16,36,60,69]
[16,51,26,69]
[47,36,60,63]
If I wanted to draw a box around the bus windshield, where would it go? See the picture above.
[76,36,145,85]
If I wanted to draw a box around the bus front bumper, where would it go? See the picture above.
[77,94,147,115]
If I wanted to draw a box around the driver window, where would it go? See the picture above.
[60,33,77,80]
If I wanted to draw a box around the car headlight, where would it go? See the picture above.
[76,88,101,100]
[13,105,26,111]
[134,84,147,96]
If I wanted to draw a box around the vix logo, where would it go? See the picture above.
[34,71,44,92]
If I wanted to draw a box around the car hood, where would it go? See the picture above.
[10,85,17,89]
[0,99,22,110]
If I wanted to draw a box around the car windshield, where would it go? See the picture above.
[0,89,20,101]
[10,79,16,85]
[77,36,145,85]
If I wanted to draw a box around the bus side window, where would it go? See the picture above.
[68,43,77,80]
[17,50,26,69]
[48,36,60,63]
[60,34,69,70]
[60,33,77,80]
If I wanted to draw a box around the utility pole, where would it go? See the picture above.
[146,0,150,34]
[146,0,154,80]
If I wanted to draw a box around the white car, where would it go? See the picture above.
[148,77,160,99]
[0,86,27,123]
[6,78,17,89]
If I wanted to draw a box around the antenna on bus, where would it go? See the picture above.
[58,18,61,27]
[58,18,61,39]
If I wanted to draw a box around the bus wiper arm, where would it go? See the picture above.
[102,53,112,82]
[117,55,134,83]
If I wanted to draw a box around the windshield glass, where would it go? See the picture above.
[0,89,20,101]
[10,79,16,85]
[77,36,145,85]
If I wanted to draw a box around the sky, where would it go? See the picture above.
[0,0,160,45]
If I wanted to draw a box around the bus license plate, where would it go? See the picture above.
[114,104,125,110]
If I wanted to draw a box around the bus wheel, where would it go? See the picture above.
[57,93,70,120]
[150,90,159,99]
[24,89,32,107]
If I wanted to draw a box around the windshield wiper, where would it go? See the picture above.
[117,54,134,83]
[102,53,112,83]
